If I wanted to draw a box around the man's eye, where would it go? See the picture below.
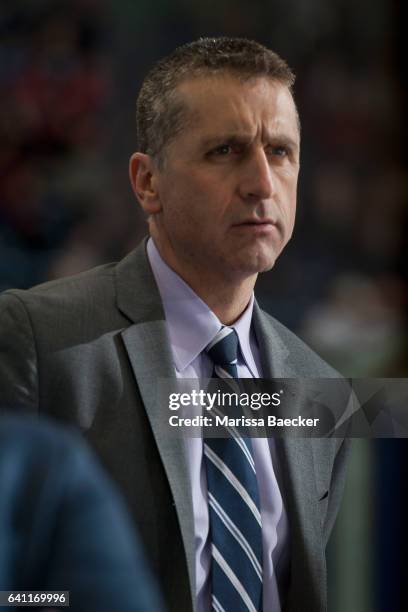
[270,146,288,157]
[211,144,233,156]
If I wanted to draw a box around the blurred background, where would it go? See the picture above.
[0,0,407,610]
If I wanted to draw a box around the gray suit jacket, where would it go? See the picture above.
[0,241,350,612]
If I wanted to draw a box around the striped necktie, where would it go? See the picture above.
[204,327,263,612]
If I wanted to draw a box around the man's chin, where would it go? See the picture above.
[258,259,277,273]
[243,241,281,272]
[227,252,278,277]
[255,256,278,274]
[249,246,278,272]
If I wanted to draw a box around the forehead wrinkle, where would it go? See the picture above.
[174,75,300,147]
[199,110,299,148]
[189,99,255,136]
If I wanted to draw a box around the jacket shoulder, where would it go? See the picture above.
[4,261,116,305]
[1,259,121,319]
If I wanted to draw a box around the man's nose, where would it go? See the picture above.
[239,149,276,201]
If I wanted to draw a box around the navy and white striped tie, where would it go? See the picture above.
[204,327,263,612]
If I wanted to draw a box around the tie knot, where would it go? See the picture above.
[206,327,239,367]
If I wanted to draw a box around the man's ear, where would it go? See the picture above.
[129,152,162,214]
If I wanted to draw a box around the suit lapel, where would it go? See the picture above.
[115,241,196,606]
[253,303,326,611]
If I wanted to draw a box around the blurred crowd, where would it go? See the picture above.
[0,0,145,290]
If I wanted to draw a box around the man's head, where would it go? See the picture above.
[130,37,300,293]
[136,37,297,167]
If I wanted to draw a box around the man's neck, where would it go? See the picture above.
[150,238,256,325]
[192,276,255,325]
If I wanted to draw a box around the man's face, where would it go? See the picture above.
[151,75,300,282]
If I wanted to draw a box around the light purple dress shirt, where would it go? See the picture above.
[147,238,289,612]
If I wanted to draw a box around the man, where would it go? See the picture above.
[0,38,350,611]
[0,416,164,612]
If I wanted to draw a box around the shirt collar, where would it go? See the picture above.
[147,237,256,374]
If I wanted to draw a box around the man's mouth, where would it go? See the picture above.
[232,218,279,231]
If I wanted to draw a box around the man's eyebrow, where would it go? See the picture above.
[201,133,299,150]
[265,134,299,151]
[201,134,251,148]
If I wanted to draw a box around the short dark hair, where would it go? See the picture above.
[136,37,296,166]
